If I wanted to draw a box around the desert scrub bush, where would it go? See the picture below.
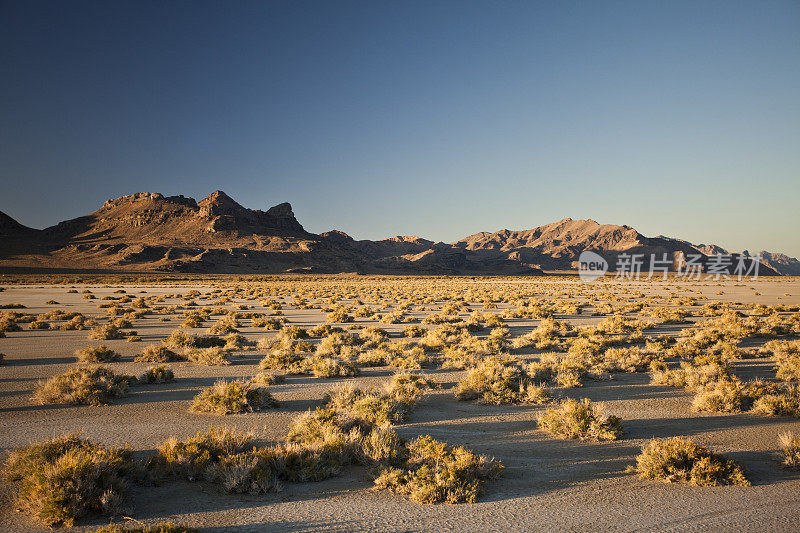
[373,435,503,504]
[2,434,135,526]
[323,386,410,426]
[89,323,126,340]
[537,398,622,441]
[778,431,800,469]
[403,324,426,337]
[750,389,800,418]
[357,347,389,367]
[139,365,174,384]
[691,380,752,413]
[312,357,360,378]
[181,313,205,328]
[28,319,51,329]
[279,324,309,340]
[162,330,225,349]
[322,372,432,426]
[597,346,660,373]
[258,340,310,372]
[184,346,230,366]
[222,332,250,350]
[208,317,239,335]
[650,362,732,390]
[148,427,255,481]
[89,522,198,533]
[774,343,800,382]
[135,345,183,363]
[34,366,135,405]
[76,344,121,363]
[384,372,436,404]
[389,345,437,369]
[191,379,278,414]
[454,358,539,404]
[629,437,749,486]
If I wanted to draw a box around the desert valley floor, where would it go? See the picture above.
[2,275,800,532]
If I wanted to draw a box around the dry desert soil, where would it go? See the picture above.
[1,276,800,532]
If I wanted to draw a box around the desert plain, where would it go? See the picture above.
[2,275,800,532]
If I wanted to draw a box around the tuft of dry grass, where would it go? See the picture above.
[373,435,503,504]
[33,366,135,405]
[135,345,183,363]
[2,434,134,526]
[76,344,121,363]
[139,365,174,384]
[455,358,551,404]
[778,431,800,469]
[629,437,749,486]
[537,398,622,441]
[190,379,278,414]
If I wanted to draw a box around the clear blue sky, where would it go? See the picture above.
[1,0,798,255]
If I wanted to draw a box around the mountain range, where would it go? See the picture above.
[1,191,797,276]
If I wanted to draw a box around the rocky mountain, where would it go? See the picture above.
[760,251,800,276]
[0,191,793,275]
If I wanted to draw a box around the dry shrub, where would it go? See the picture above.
[135,345,183,363]
[778,431,800,469]
[139,365,174,384]
[650,362,731,390]
[162,330,225,350]
[373,435,503,504]
[455,358,551,404]
[184,347,230,366]
[2,434,134,526]
[191,379,278,414]
[312,357,360,378]
[630,437,749,486]
[76,344,121,363]
[148,427,255,481]
[88,323,126,340]
[751,390,800,418]
[34,366,135,405]
[691,380,750,413]
[537,398,622,441]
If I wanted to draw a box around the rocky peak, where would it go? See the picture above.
[198,190,244,216]
[266,202,295,220]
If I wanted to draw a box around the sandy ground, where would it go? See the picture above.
[1,277,800,532]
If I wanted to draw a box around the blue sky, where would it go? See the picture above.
[1,0,798,255]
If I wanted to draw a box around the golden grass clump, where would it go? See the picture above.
[88,323,126,340]
[139,365,174,384]
[455,358,551,404]
[629,437,749,486]
[135,345,183,363]
[2,434,135,526]
[184,346,230,366]
[373,435,504,504]
[778,431,800,469]
[191,379,279,414]
[34,366,135,405]
[76,344,121,363]
[537,398,622,441]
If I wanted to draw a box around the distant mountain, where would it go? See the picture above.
[760,251,800,276]
[0,191,791,275]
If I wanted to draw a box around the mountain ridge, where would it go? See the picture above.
[1,191,796,275]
